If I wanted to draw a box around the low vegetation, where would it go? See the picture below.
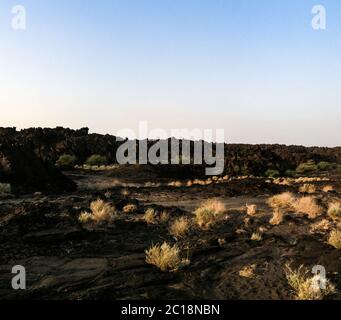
[270,208,284,225]
[327,202,341,220]
[144,208,158,224]
[0,183,11,194]
[299,184,316,194]
[293,197,322,219]
[78,199,116,224]
[194,199,226,229]
[322,185,334,193]
[56,154,77,169]
[267,192,296,209]
[122,204,137,214]
[85,154,108,166]
[265,169,280,178]
[251,232,263,241]
[295,160,318,174]
[268,192,322,219]
[169,217,190,238]
[284,264,335,300]
[145,242,182,272]
[246,204,257,216]
[328,230,341,249]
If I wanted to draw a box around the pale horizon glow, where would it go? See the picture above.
[0,0,340,147]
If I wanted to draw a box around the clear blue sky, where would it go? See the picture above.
[0,0,340,146]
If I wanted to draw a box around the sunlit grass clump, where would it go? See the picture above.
[194,199,226,229]
[328,230,341,249]
[284,264,335,300]
[78,199,116,224]
[267,192,296,210]
[270,208,284,225]
[144,208,158,224]
[169,217,190,238]
[293,196,322,219]
[246,204,257,216]
[299,184,316,194]
[145,242,182,272]
[327,202,341,220]
[268,193,322,219]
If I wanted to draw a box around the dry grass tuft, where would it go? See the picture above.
[299,184,316,194]
[239,264,257,278]
[251,232,263,241]
[145,242,182,272]
[194,199,226,229]
[160,211,170,223]
[144,208,158,224]
[327,202,341,220]
[270,208,284,225]
[328,230,341,249]
[123,204,137,214]
[246,204,257,216]
[284,264,335,300]
[293,197,323,219]
[169,217,190,238]
[322,185,334,193]
[267,192,296,209]
[79,199,116,224]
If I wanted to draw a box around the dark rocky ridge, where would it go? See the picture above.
[1,127,340,177]
[0,131,77,194]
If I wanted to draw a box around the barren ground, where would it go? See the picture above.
[0,167,340,300]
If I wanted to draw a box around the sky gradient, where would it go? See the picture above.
[0,0,340,146]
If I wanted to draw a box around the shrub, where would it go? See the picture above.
[285,169,296,177]
[296,160,318,174]
[293,197,322,219]
[0,183,11,194]
[194,199,226,229]
[85,155,108,166]
[56,154,76,169]
[284,264,335,300]
[317,162,335,171]
[299,184,316,194]
[327,202,341,220]
[265,169,280,178]
[145,242,182,272]
[328,230,341,249]
[169,217,190,238]
[78,199,116,224]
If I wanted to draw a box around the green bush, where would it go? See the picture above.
[56,154,77,169]
[0,183,11,194]
[296,160,318,174]
[285,169,296,177]
[265,169,280,178]
[85,155,108,166]
[317,162,336,171]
